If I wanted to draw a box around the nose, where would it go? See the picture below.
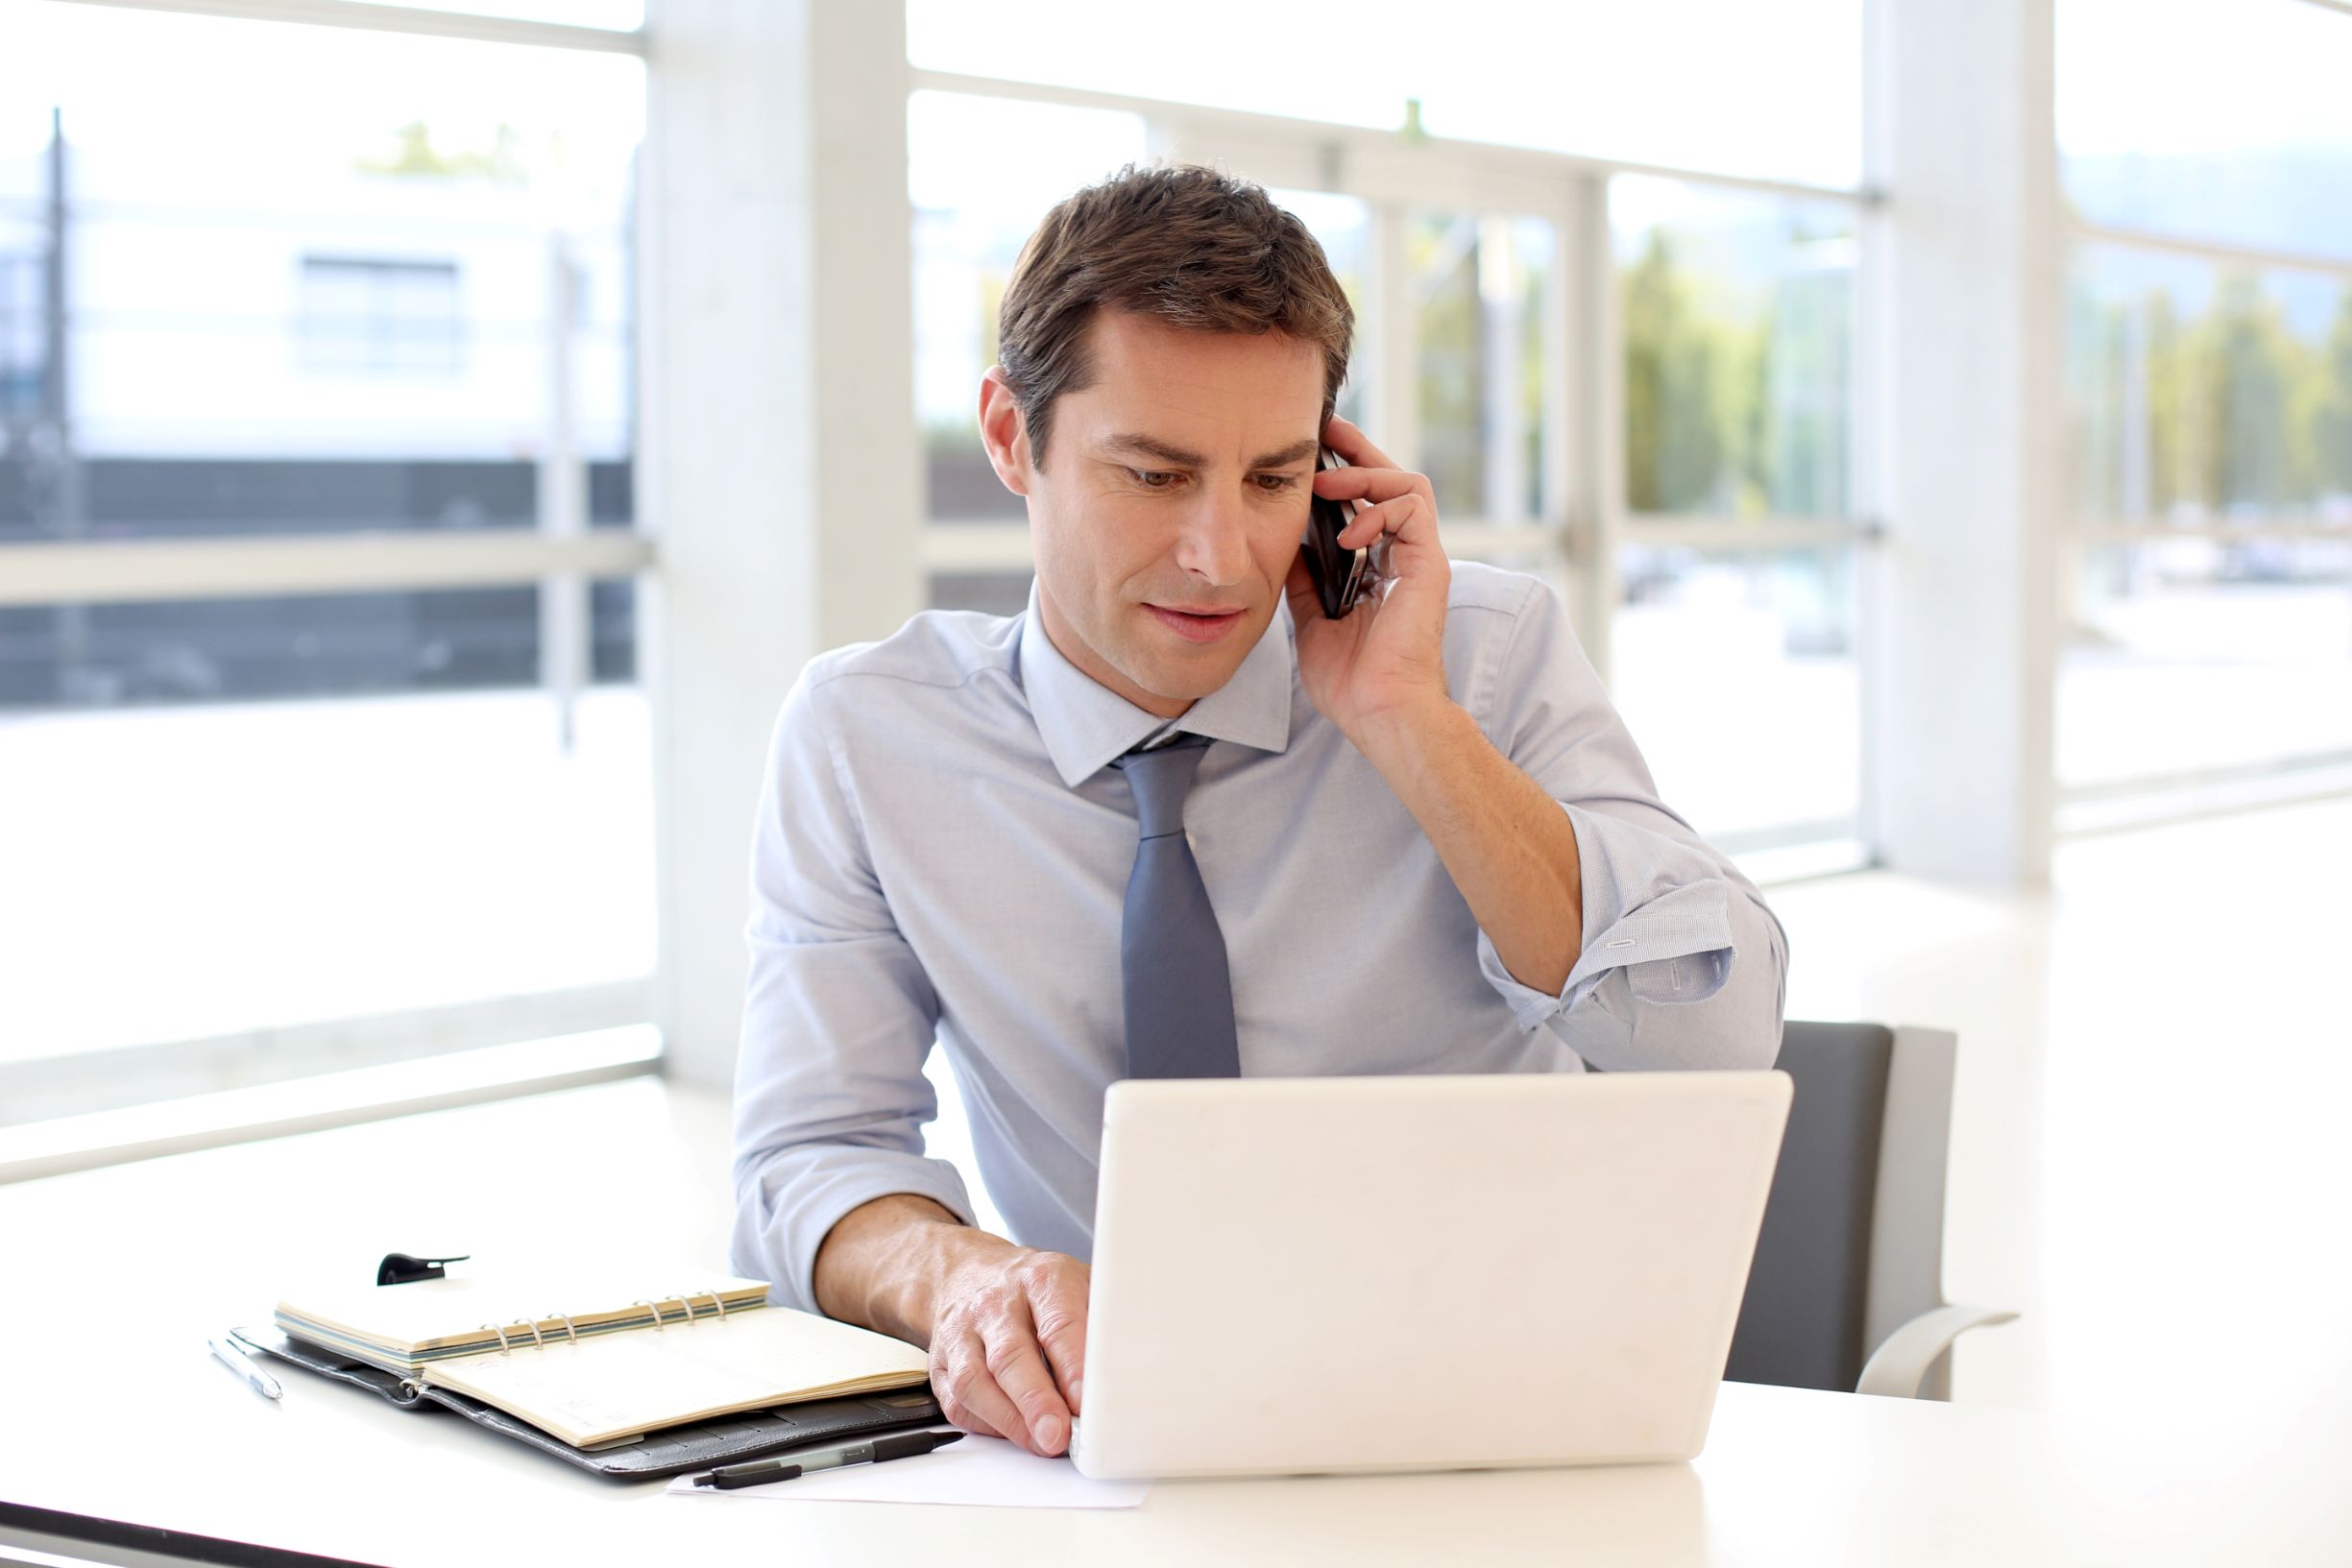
[1171,489,1251,589]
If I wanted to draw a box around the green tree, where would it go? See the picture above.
[2124,277,2329,517]
[1752,250,1849,518]
[2141,292,2193,513]
[2065,281,2126,517]
[2199,275,2308,509]
[1622,230,1729,513]
[2309,292,2352,500]
[1413,216,1486,517]
[356,121,529,182]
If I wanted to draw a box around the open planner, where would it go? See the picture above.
[247,1268,942,1477]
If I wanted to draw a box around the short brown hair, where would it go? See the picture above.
[996,162,1354,466]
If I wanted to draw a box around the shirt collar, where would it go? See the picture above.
[1016,578,1296,789]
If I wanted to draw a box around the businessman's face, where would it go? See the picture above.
[982,310,1322,719]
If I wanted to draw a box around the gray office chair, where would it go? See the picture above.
[1725,1021,2018,1400]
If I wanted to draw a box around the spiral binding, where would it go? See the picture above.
[670,1290,727,1326]
[473,1291,733,1355]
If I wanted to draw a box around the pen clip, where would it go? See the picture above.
[377,1251,471,1286]
[702,1461,804,1490]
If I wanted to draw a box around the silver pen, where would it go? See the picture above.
[208,1333,283,1400]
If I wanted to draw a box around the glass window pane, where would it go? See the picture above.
[907,0,1864,190]
[910,91,1147,524]
[3,91,51,421]
[1611,543,1859,839]
[929,570,1034,616]
[1411,211,1555,524]
[0,228,45,418]
[909,100,1374,534]
[1266,187,1370,430]
[0,1,638,540]
[2060,0,2352,261]
[1614,177,1856,519]
[2068,244,2352,522]
[2059,541,2352,789]
[300,257,466,377]
[0,584,651,1060]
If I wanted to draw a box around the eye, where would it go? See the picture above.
[1127,468,1180,490]
[1253,473,1301,494]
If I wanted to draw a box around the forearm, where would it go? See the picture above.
[812,1193,980,1345]
[1352,696,1585,996]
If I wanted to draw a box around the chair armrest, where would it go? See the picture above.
[1855,1303,2020,1399]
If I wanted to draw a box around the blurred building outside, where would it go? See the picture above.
[0,110,638,707]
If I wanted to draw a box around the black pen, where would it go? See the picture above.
[691,1429,964,1489]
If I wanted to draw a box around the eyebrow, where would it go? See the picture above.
[1100,433,1320,471]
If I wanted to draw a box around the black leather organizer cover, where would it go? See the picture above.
[235,1325,946,1480]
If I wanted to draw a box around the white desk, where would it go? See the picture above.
[0,1078,2333,1566]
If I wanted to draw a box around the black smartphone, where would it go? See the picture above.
[1299,446,1370,619]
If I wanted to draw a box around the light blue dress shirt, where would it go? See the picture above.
[731,563,1788,1311]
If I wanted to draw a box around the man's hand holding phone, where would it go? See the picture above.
[1286,415,1453,744]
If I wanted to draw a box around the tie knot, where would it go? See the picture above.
[1118,734,1210,838]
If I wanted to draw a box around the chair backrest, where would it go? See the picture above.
[1723,1021,1896,1393]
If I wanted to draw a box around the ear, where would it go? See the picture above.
[978,367,1033,498]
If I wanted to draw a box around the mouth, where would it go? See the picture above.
[1142,603,1249,645]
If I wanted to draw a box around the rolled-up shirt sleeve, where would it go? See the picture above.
[729,664,975,1314]
[1465,574,1788,1072]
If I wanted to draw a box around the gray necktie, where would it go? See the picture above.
[1113,734,1241,1079]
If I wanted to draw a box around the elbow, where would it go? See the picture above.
[1621,923,1785,1073]
[1738,902,1791,1071]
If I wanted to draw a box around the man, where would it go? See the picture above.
[731,164,1787,1461]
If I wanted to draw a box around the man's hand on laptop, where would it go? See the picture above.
[812,1194,1088,1458]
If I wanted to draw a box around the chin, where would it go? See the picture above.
[1138,666,1235,703]
[1124,646,1247,704]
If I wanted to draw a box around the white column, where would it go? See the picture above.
[1568,174,1621,681]
[1370,202,1422,473]
[1870,0,2063,886]
[1477,215,1527,526]
[639,0,923,1088]
[538,233,589,752]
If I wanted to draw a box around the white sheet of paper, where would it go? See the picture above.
[665,1434,1151,1509]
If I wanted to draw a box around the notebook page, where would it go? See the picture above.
[424,1305,932,1447]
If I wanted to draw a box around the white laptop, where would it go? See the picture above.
[1069,1071,1791,1481]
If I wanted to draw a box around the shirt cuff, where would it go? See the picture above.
[1476,802,1737,1031]
[735,1153,977,1317]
